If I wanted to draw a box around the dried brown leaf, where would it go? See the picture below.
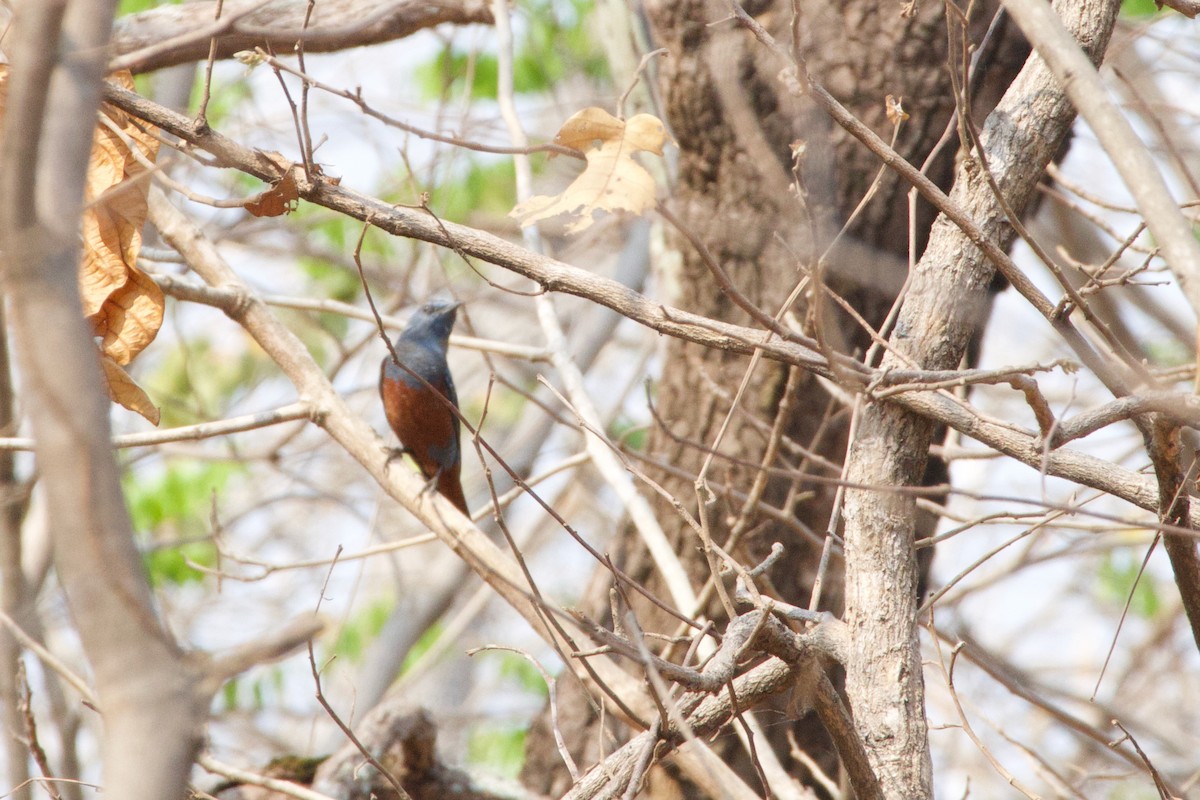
[510,107,670,234]
[80,69,164,365]
[100,354,161,425]
[885,94,909,125]
[245,166,301,217]
[93,265,165,366]
[0,67,163,416]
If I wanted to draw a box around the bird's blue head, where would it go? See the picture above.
[403,299,461,347]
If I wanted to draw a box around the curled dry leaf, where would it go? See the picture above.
[100,356,161,426]
[0,66,164,423]
[93,265,164,366]
[245,165,301,217]
[510,107,671,234]
[83,70,163,358]
[885,94,909,125]
[82,70,164,423]
[82,70,164,365]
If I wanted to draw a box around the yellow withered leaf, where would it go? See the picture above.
[510,107,671,234]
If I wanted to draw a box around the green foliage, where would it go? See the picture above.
[1096,550,1161,619]
[461,651,547,776]
[146,336,273,427]
[331,597,395,662]
[497,652,549,699]
[117,0,182,16]
[298,256,362,339]
[221,676,239,709]
[292,205,398,265]
[133,72,154,97]
[460,379,528,435]
[417,49,502,101]
[126,460,241,534]
[316,261,361,302]
[430,160,518,224]
[611,416,648,452]
[399,621,446,674]
[188,77,254,128]
[143,541,216,587]
[1121,0,1163,16]
[126,460,242,586]
[467,721,527,778]
[1142,337,1192,368]
[220,666,288,711]
[278,207,387,345]
[295,206,353,252]
[414,0,607,101]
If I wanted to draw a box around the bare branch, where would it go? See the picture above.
[110,0,494,74]
[104,85,1200,536]
[1003,0,1200,320]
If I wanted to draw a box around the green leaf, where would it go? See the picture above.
[1096,551,1161,619]
[126,460,240,586]
[611,416,648,452]
[400,621,446,674]
[188,76,254,128]
[118,0,182,16]
[467,722,527,777]
[498,653,549,698]
[126,460,242,535]
[222,677,240,710]
[144,540,216,587]
[413,0,607,102]
[1142,337,1191,368]
[427,159,518,225]
[145,337,273,428]
[331,597,394,662]
[1121,0,1162,16]
[219,667,289,712]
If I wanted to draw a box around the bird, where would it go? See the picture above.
[379,299,468,514]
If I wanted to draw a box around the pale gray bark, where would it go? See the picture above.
[838,0,1120,796]
[0,2,210,798]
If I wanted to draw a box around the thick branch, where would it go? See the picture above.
[831,0,1119,796]
[146,189,764,800]
[102,85,1200,535]
[0,2,209,799]
[1143,420,1200,651]
[562,657,807,800]
[111,0,494,74]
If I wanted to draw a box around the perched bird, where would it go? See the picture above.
[379,299,468,514]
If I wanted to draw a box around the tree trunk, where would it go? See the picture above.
[523,0,1030,795]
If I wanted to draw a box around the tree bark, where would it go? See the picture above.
[111,0,494,74]
[521,0,1033,795]
[0,2,211,798]
[836,0,1119,795]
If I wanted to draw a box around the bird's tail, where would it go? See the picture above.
[437,469,469,515]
